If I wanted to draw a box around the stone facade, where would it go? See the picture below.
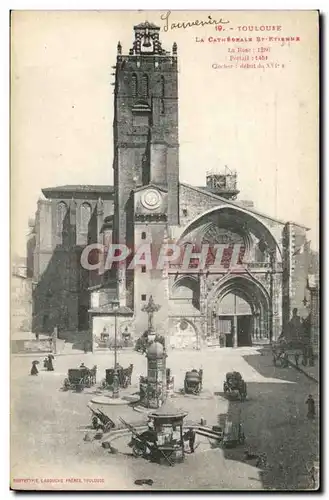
[29,21,315,348]
[308,274,319,353]
[11,259,32,334]
[31,187,115,335]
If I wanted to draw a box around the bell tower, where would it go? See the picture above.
[113,21,179,253]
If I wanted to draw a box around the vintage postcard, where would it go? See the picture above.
[10,10,319,491]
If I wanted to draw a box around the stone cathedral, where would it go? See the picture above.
[29,22,316,349]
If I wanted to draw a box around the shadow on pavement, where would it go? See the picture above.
[216,350,319,490]
[243,348,310,384]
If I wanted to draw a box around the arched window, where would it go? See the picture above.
[56,202,67,243]
[79,203,92,244]
[141,74,149,98]
[131,73,137,98]
[160,75,165,97]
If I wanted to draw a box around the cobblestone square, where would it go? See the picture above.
[11,347,319,491]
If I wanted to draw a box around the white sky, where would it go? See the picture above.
[11,10,319,256]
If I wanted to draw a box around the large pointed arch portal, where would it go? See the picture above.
[207,275,270,347]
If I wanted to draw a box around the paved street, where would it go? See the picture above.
[11,347,319,491]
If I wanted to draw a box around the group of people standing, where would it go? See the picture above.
[30,355,55,375]
[280,308,315,367]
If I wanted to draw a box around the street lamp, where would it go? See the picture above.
[111,298,120,399]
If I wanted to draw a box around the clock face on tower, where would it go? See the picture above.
[141,189,161,210]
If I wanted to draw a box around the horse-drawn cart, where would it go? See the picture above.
[101,364,133,390]
[272,340,304,367]
[223,372,247,401]
[222,419,246,448]
[62,365,97,392]
[184,369,203,395]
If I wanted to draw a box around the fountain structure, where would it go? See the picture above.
[139,296,170,409]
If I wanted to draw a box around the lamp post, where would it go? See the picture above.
[142,295,161,344]
[111,298,120,399]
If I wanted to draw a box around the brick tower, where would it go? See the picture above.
[112,22,179,311]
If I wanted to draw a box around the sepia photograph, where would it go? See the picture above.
[10,10,319,491]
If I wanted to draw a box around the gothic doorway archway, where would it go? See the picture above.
[208,275,270,347]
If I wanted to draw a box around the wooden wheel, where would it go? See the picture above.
[132,445,144,457]
[92,416,99,429]
[75,382,84,392]
[63,378,70,391]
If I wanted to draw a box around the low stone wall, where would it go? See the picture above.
[11,337,66,354]
[11,338,52,354]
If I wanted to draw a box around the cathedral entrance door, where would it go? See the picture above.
[218,316,233,347]
[237,315,252,347]
[216,291,254,347]
[211,276,271,346]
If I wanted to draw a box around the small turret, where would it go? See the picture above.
[206,166,239,200]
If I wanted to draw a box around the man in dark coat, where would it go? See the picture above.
[306,394,316,419]
[46,355,54,371]
[184,428,196,453]
[288,308,302,344]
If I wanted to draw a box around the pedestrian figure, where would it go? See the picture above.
[256,453,267,469]
[288,308,302,343]
[310,466,316,489]
[306,394,316,419]
[294,352,300,367]
[46,354,54,371]
[30,360,39,376]
[302,345,308,366]
[302,315,313,367]
[282,352,289,368]
[35,332,39,341]
[309,462,319,489]
[308,345,315,367]
[184,428,196,453]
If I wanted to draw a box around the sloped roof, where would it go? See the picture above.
[181,183,310,230]
[134,21,160,30]
[42,185,114,196]
[89,305,133,315]
[134,183,168,194]
[149,400,188,419]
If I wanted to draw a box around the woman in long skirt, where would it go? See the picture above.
[47,355,54,371]
[30,361,39,376]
